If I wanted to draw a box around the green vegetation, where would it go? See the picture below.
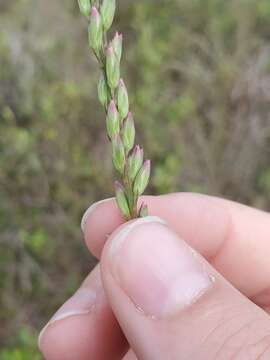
[1,0,270,356]
[0,328,41,360]
[79,0,151,219]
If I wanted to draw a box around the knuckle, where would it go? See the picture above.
[213,317,270,360]
[234,334,270,360]
[195,302,270,360]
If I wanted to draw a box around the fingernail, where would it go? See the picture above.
[81,198,114,233]
[108,217,213,318]
[38,272,102,349]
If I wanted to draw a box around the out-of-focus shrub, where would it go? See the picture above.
[0,328,41,360]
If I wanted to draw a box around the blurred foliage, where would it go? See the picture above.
[0,328,41,360]
[1,0,270,356]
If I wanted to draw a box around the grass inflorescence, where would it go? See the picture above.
[78,0,151,220]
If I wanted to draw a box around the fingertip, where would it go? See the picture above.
[82,196,157,259]
[81,198,116,233]
[101,216,213,319]
[39,316,94,360]
[82,197,124,258]
[105,216,167,259]
[40,313,127,360]
[39,266,128,360]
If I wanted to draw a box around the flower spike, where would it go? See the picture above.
[78,0,151,219]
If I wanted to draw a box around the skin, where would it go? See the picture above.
[39,193,270,359]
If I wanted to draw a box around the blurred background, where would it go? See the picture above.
[1,0,270,357]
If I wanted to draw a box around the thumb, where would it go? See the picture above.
[100,217,270,360]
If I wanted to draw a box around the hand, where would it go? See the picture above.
[38,193,270,359]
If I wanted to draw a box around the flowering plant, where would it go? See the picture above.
[78,0,150,220]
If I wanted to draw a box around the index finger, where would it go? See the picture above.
[82,193,270,306]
